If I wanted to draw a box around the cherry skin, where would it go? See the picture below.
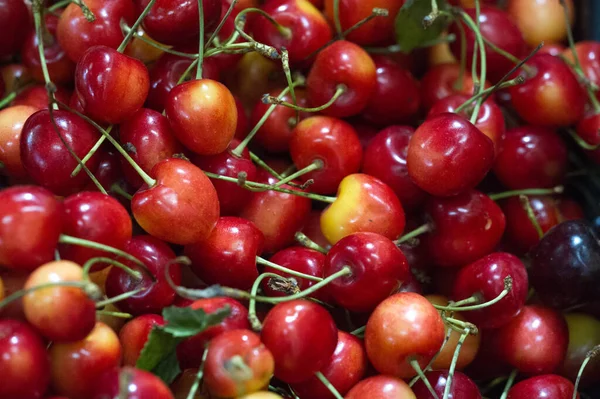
[407,112,495,197]
[84,149,122,193]
[0,319,50,399]
[0,105,38,179]
[362,125,428,210]
[424,190,506,268]
[58,192,132,270]
[365,292,445,379]
[420,63,489,110]
[92,366,174,399]
[119,108,185,190]
[561,313,600,387]
[185,216,264,290]
[575,112,600,163]
[131,158,220,245]
[453,252,529,329]
[301,210,332,251]
[0,0,29,58]
[1,63,32,94]
[119,314,166,366]
[412,371,482,399]
[0,185,63,271]
[362,55,421,126]
[260,300,338,383]
[165,79,237,155]
[177,297,251,369]
[57,0,135,62]
[290,115,363,194]
[12,84,72,110]
[507,0,574,48]
[193,139,258,216]
[345,375,416,399]
[507,374,577,399]
[307,40,376,118]
[320,173,406,245]
[324,232,410,312]
[562,41,600,100]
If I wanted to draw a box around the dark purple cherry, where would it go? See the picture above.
[412,370,482,399]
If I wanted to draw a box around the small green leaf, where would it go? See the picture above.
[136,328,181,372]
[161,305,231,338]
[395,0,449,53]
[152,351,182,385]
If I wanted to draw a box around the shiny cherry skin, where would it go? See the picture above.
[0,319,50,399]
[84,149,122,193]
[58,192,132,270]
[105,235,182,315]
[507,0,574,48]
[132,158,220,245]
[119,108,185,189]
[495,305,568,374]
[362,125,427,210]
[291,331,368,399]
[507,374,577,399]
[260,300,338,383]
[365,292,445,378]
[135,0,221,45]
[425,190,506,268]
[290,116,362,194]
[57,0,135,62]
[23,260,97,342]
[561,313,600,387]
[12,84,72,110]
[119,314,166,366]
[0,185,63,271]
[251,0,333,66]
[510,54,586,127]
[0,105,38,179]
[345,375,416,399]
[324,232,410,312]
[408,113,494,197]
[362,55,421,126]
[321,173,406,245]
[204,329,275,398]
[575,112,600,162]
[412,371,481,399]
[563,41,600,100]
[20,109,101,195]
[165,79,237,155]
[240,170,312,254]
[0,0,29,58]
[453,252,529,329]
[193,139,257,215]
[301,209,332,251]
[307,40,376,118]
[92,366,174,399]
[420,63,489,110]
[177,297,250,369]
[428,93,505,156]
[530,220,600,309]
[185,216,264,290]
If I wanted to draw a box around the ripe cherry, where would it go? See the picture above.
[12,84,72,110]
[0,0,29,58]
[119,314,166,366]
[420,63,489,110]
[507,374,578,399]
[507,0,574,47]
[0,104,39,179]
[412,370,482,399]
[345,375,416,399]
[562,41,600,100]
[92,366,174,399]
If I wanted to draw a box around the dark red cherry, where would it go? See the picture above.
[412,370,482,399]
[507,374,577,399]
[92,366,173,399]
[184,216,264,290]
[84,149,122,193]
[20,109,102,195]
[12,84,72,110]
[0,0,30,58]
[575,112,600,163]
[407,113,495,197]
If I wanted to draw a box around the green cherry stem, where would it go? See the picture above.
[332,0,342,35]
[454,16,467,92]
[271,160,322,189]
[72,0,95,21]
[234,8,291,43]
[264,84,346,113]
[248,272,278,331]
[410,358,440,399]
[350,325,366,337]
[206,0,238,48]
[572,345,600,399]
[0,91,17,109]
[454,76,524,114]
[442,328,472,399]
[567,128,600,150]
[95,287,146,308]
[82,257,143,281]
[186,347,210,399]
[520,195,544,239]
[71,125,113,177]
[110,183,133,200]
[116,0,157,53]
[315,372,344,399]
[196,0,205,80]
[433,276,512,312]
[394,224,432,245]
[294,231,328,254]
[249,151,285,181]
[256,256,323,282]
[96,310,133,318]
[58,234,145,267]
[0,281,100,310]
[499,369,518,399]
[341,7,388,38]
[47,0,71,12]
[488,185,564,201]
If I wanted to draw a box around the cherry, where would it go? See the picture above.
[301,209,332,251]
[561,313,600,387]
[507,0,574,48]
[412,370,482,399]
[119,314,166,366]
[420,63,489,110]
[260,300,338,383]
[0,270,28,320]
[57,0,136,62]
[204,329,275,398]
[58,192,132,270]
[507,374,577,399]
[0,1,30,58]
[123,28,166,65]
[227,52,284,109]
[135,0,221,45]
[424,189,506,268]
[165,79,237,155]
[345,375,416,399]
[321,173,406,245]
[193,139,257,215]
[92,366,174,399]
[119,108,185,190]
[563,41,600,100]
[12,84,71,110]
[1,63,32,94]
[0,319,50,399]
[307,40,376,118]
[365,292,445,378]
[0,185,63,271]
[177,297,251,369]
[0,105,38,179]
[85,149,123,193]
[530,220,600,309]
[495,305,568,374]
[185,216,264,290]
[131,158,220,245]
[20,109,102,195]
[324,232,409,312]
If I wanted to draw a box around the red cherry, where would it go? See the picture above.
[575,112,600,163]
[408,113,495,197]
[345,375,416,399]
[0,105,38,179]
[84,149,122,193]
[562,41,600,100]
[420,63,489,110]
[301,209,332,251]
[12,84,72,110]
[412,370,481,399]
[119,314,166,366]
[507,375,578,399]
[0,0,30,58]
[260,300,338,383]
[92,366,174,399]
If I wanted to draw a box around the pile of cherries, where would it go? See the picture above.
[1,0,600,398]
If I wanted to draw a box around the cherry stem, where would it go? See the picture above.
[454,15,467,92]
[424,0,440,27]
[264,84,346,113]
[280,164,297,178]
[434,276,512,312]
[206,0,237,47]
[394,224,432,245]
[342,8,388,38]
[72,0,95,21]
[0,281,100,310]
[350,325,366,336]
[499,369,518,399]
[280,49,299,124]
[572,345,600,399]
[96,310,133,318]
[271,160,322,189]
[82,256,143,282]
[196,0,205,80]
[186,346,209,399]
[442,327,471,399]
[117,0,156,53]
[47,0,71,12]
[482,37,531,74]
[332,0,342,34]
[520,195,544,239]
[294,232,327,254]
[95,287,146,308]
[454,76,524,114]
[58,234,145,267]
[71,125,112,177]
[567,128,600,150]
[110,183,133,200]
[249,151,285,181]
[256,256,323,282]
[315,372,344,399]
[488,185,564,201]
[235,8,291,42]
[416,321,455,382]
[247,272,278,331]
[0,92,17,109]
[410,358,440,399]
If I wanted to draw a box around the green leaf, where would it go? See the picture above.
[136,328,181,372]
[161,305,231,338]
[152,351,182,385]
[395,0,449,53]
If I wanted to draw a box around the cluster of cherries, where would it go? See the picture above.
[1,0,600,398]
